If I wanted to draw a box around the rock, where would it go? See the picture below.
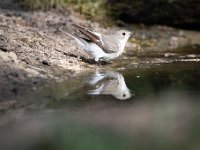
[8,52,18,61]
[126,42,142,52]
[41,60,51,66]
[169,36,189,49]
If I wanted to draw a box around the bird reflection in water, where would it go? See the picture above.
[86,71,132,100]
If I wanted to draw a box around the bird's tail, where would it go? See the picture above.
[88,84,104,95]
[58,28,74,39]
[58,28,85,48]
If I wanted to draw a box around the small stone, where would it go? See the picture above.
[42,60,51,66]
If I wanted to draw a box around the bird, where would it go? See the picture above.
[87,70,132,100]
[59,24,132,62]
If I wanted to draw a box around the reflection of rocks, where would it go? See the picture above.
[86,71,132,100]
[169,36,189,49]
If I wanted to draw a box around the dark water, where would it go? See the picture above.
[1,50,200,150]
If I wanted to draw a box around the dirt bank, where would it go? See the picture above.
[0,9,90,101]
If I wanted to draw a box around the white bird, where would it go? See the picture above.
[60,24,132,62]
[87,71,132,100]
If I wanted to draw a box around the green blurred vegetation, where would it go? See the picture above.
[18,0,65,10]
[18,0,110,21]
[66,0,108,19]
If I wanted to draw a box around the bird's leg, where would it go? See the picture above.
[95,57,101,66]
[99,58,109,65]
[95,57,99,62]
[97,61,102,66]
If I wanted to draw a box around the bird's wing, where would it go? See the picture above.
[101,79,119,94]
[101,36,119,53]
[73,24,118,53]
[58,28,92,45]
[74,33,92,43]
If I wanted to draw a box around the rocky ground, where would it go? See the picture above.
[0,6,200,102]
[0,8,90,102]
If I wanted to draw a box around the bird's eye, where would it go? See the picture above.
[122,32,126,36]
[123,94,126,98]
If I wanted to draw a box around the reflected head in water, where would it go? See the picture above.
[86,70,132,100]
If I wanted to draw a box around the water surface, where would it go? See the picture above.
[1,47,200,150]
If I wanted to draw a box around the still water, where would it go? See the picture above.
[1,50,200,150]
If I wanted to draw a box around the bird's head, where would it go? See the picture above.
[115,30,132,43]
